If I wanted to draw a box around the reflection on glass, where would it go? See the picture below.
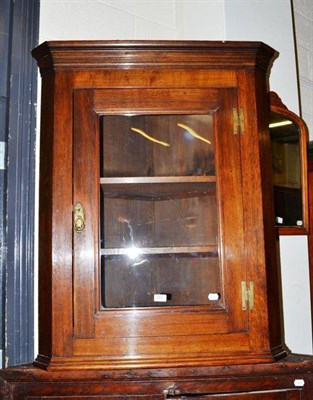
[101,114,215,177]
[270,112,302,227]
[100,114,220,308]
[102,255,220,308]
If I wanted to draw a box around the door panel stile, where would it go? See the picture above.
[51,73,75,356]
[73,89,98,337]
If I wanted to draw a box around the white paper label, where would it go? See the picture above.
[208,293,220,301]
[296,220,303,226]
[294,379,305,387]
[276,216,283,224]
[154,294,167,302]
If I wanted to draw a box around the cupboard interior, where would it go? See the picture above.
[100,114,221,308]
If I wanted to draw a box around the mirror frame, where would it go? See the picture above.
[269,91,309,235]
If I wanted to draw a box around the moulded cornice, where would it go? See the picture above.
[32,40,277,75]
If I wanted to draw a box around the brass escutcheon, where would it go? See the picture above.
[74,203,85,233]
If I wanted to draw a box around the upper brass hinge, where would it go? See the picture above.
[241,281,254,311]
[232,107,245,135]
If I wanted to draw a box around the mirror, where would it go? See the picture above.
[269,92,309,234]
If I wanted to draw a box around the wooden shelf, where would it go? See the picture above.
[101,245,218,257]
[274,184,301,191]
[100,176,216,200]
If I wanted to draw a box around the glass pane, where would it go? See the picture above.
[101,115,215,177]
[100,114,220,308]
[102,256,219,308]
[270,112,302,227]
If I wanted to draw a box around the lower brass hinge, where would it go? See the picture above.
[232,107,245,135]
[241,281,254,311]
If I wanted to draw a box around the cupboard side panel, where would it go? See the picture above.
[254,70,285,355]
[37,73,54,358]
[237,70,284,355]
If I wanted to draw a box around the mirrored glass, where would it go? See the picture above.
[270,112,302,227]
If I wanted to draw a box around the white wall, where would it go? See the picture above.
[224,0,312,356]
[280,236,312,354]
[40,0,177,40]
[224,0,299,112]
[293,0,313,140]
[39,0,226,41]
[37,0,312,356]
[176,1,225,40]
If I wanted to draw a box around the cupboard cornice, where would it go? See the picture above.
[32,40,277,74]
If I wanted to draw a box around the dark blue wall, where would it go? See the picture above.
[0,0,40,367]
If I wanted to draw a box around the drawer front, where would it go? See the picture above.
[26,397,163,400]
[26,389,301,399]
[173,389,301,399]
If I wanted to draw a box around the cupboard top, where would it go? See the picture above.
[32,40,277,75]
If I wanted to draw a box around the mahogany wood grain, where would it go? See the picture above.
[32,40,277,73]
[236,71,286,357]
[101,245,218,256]
[100,178,216,200]
[37,71,54,357]
[70,86,256,369]
[73,89,98,338]
[1,355,313,398]
[50,76,268,365]
[31,41,286,370]
[74,69,238,89]
[51,72,76,357]
[94,88,221,115]
[213,89,247,334]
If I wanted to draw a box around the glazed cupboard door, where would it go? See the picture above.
[72,87,248,368]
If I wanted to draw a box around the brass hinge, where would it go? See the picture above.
[241,281,254,311]
[232,108,245,135]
